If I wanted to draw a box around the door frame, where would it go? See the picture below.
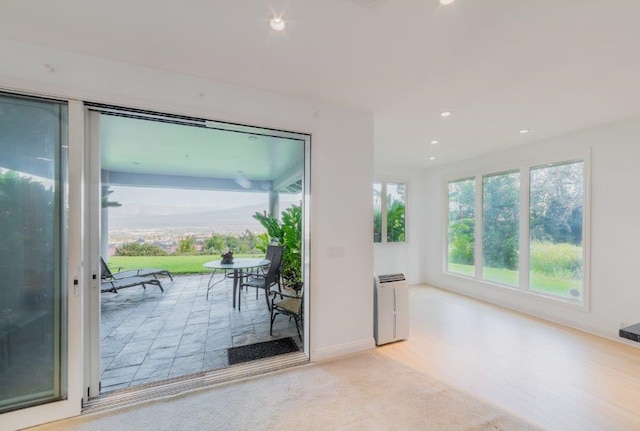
[84,110,102,398]
[84,104,311,397]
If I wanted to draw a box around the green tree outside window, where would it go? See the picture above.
[373,181,406,243]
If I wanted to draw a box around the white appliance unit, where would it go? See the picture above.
[374,273,409,345]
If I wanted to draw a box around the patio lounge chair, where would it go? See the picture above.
[100,276,164,293]
[101,257,173,282]
[100,258,170,294]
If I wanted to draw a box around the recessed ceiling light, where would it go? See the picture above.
[270,16,286,31]
[440,0,456,4]
[429,156,436,161]
[430,140,438,145]
[519,129,530,134]
[440,111,452,117]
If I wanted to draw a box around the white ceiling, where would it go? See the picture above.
[1,0,639,168]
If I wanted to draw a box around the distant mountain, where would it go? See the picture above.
[108,203,268,233]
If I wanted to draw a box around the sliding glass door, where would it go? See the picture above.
[0,93,68,413]
[86,105,310,395]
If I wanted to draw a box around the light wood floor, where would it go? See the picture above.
[377,285,640,431]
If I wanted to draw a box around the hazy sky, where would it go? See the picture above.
[109,185,300,216]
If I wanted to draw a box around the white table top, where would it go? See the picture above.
[203,258,270,270]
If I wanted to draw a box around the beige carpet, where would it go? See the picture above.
[30,351,541,431]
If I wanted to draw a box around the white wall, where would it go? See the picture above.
[0,38,375,426]
[423,115,640,345]
[373,166,428,285]
[310,107,375,359]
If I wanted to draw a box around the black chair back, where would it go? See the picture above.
[265,244,279,261]
[264,245,284,286]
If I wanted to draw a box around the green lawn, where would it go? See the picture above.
[448,263,474,277]
[483,266,519,287]
[107,254,262,275]
[109,256,581,298]
[447,262,581,298]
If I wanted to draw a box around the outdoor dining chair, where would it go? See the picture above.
[246,245,283,293]
[269,283,303,341]
[240,246,284,309]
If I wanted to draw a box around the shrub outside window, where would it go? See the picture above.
[373,182,382,242]
[482,171,520,287]
[447,178,475,276]
[386,183,406,242]
[373,181,406,243]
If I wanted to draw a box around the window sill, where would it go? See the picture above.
[443,271,589,311]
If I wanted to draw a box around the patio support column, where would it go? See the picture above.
[269,190,280,220]
[101,185,110,261]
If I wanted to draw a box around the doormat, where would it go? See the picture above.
[228,337,299,365]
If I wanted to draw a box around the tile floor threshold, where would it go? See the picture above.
[83,351,309,415]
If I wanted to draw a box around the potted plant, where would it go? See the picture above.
[253,204,302,289]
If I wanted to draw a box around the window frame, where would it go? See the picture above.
[443,151,591,310]
[374,179,408,244]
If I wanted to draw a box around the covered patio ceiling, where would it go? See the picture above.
[100,113,306,194]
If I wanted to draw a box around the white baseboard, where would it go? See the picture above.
[312,337,376,362]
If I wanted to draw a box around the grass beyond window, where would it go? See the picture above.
[448,263,580,298]
[448,263,474,277]
[107,254,261,275]
[530,272,581,298]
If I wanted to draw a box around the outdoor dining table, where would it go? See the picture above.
[203,258,270,310]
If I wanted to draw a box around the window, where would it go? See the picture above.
[447,178,475,276]
[373,181,406,243]
[482,171,520,286]
[529,161,584,300]
[446,158,586,304]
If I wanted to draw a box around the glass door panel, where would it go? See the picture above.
[0,93,68,413]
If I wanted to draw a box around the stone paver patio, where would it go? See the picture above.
[100,273,302,392]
